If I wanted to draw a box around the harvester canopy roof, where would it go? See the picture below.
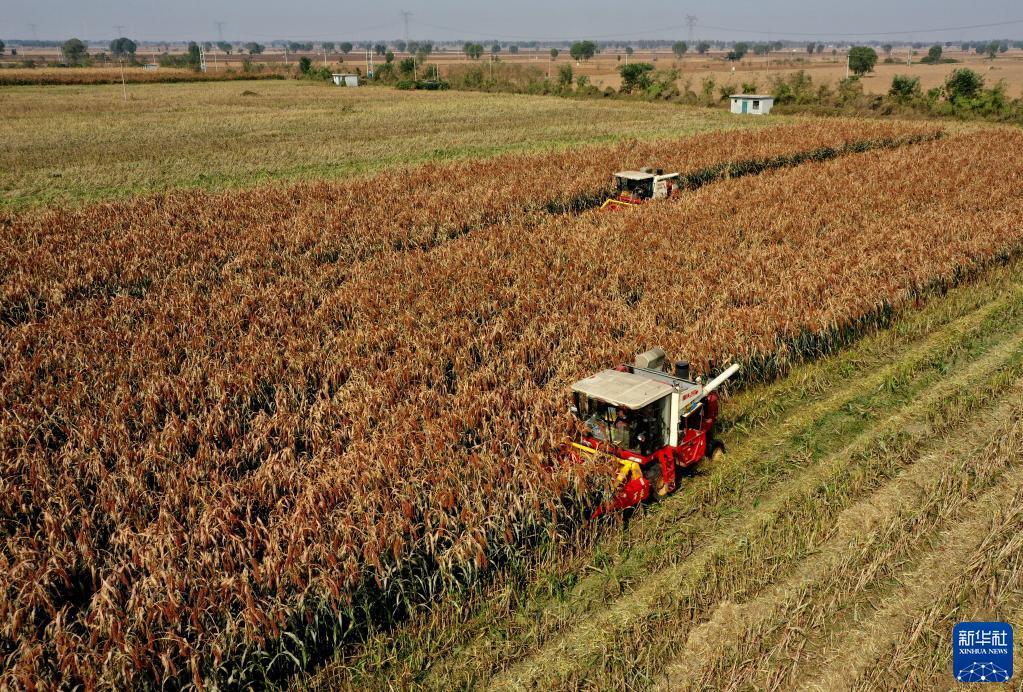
[614,170,657,181]
[571,369,674,409]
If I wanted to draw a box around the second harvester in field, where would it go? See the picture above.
[565,348,740,515]
[600,167,681,210]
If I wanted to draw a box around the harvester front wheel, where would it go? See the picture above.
[643,462,673,499]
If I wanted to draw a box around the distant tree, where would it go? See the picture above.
[217,41,232,54]
[771,40,783,52]
[393,40,406,52]
[374,44,387,56]
[62,38,88,66]
[549,47,559,60]
[672,41,687,58]
[624,46,634,56]
[407,40,420,54]
[385,50,395,63]
[244,42,264,55]
[921,44,942,63]
[464,42,483,59]
[697,41,710,54]
[752,43,770,56]
[985,41,999,59]
[569,40,598,60]
[882,43,893,57]
[617,62,654,92]
[888,74,921,101]
[806,42,816,54]
[186,41,202,70]
[298,56,312,73]
[398,56,416,76]
[322,42,335,53]
[945,68,983,103]
[491,42,501,55]
[419,42,434,56]
[0,40,5,55]
[848,46,878,75]
[998,40,1009,53]
[726,42,748,61]
[509,44,519,53]
[109,37,137,58]
[816,44,824,54]
[558,63,573,86]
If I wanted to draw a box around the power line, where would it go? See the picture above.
[695,17,1023,38]
[413,16,1023,42]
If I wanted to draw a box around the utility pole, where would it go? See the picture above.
[401,10,412,50]
[685,14,697,47]
[114,24,126,38]
[28,23,38,41]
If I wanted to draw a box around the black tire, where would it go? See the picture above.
[643,461,673,499]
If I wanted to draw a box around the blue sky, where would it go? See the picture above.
[4,0,1022,43]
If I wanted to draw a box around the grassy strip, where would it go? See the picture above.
[847,475,1023,689]
[308,260,1023,690]
[492,326,1023,689]
[665,382,1023,689]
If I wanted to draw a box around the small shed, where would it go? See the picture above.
[730,94,774,115]
[331,73,359,87]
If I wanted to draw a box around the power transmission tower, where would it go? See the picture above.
[28,23,38,40]
[114,24,126,37]
[401,10,412,48]
[685,14,697,46]
[215,21,225,43]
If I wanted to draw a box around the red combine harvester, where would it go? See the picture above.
[564,348,740,515]
[599,168,681,211]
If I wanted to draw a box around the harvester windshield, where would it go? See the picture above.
[572,392,665,455]
[614,171,654,199]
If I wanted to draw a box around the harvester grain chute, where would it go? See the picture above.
[563,348,740,516]
[600,168,681,211]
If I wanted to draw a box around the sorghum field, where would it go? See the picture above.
[2,108,1022,689]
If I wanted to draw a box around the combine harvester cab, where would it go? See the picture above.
[600,168,680,211]
[564,348,739,516]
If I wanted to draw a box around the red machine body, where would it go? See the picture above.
[563,349,737,516]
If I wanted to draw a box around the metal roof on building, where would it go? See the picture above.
[729,94,774,99]
[570,369,673,409]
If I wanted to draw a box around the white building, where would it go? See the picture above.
[331,73,359,87]
[730,94,774,115]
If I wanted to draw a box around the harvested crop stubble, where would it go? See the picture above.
[0,120,937,328]
[0,127,1010,688]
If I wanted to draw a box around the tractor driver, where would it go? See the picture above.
[610,407,631,448]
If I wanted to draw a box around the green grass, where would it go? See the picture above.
[0,81,771,210]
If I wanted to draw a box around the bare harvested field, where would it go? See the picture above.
[8,45,1022,95]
